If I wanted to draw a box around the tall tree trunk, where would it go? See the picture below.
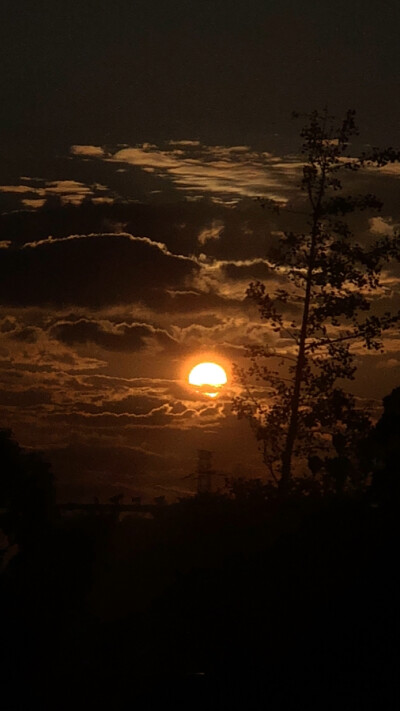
[280,250,315,489]
[280,171,325,490]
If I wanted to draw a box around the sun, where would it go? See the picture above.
[188,361,228,398]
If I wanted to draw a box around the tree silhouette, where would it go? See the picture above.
[362,387,400,504]
[234,109,400,491]
[0,428,54,557]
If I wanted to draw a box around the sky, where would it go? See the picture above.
[1,1,400,501]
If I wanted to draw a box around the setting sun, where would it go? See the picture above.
[188,362,228,397]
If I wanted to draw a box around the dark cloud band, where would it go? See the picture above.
[0,233,198,307]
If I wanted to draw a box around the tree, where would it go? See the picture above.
[0,428,55,556]
[362,387,400,504]
[233,109,400,493]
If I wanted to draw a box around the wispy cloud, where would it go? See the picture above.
[0,178,108,208]
[70,141,302,203]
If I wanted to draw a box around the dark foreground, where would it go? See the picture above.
[1,489,399,709]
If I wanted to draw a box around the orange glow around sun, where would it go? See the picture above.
[188,361,228,397]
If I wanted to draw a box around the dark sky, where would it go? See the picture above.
[2,1,400,157]
[1,2,400,502]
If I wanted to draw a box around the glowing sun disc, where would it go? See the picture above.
[188,362,227,397]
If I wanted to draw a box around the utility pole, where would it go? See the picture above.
[196,450,214,494]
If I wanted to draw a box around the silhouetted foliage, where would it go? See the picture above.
[0,428,55,555]
[233,109,400,491]
[361,386,400,504]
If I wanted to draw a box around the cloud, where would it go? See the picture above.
[12,326,40,343]
[83,393,170,415]
[0,185,42,194]
[48,402,218,430]
[68,140,302,204]
[50,319,180,353]
[0,317,18,333]
[198,219,224,245]
[22,199,46,209]
[0,178,109,208]
[139,288,243,314]
[0,387,52,406]
[0,233,199,307]
[369,216,396,236]
[376,358,400,369]
[3,138,400,500]
[221,259,274,281]
[109,143,301,202]
[0,193,290,263]
[70,145,106,159]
